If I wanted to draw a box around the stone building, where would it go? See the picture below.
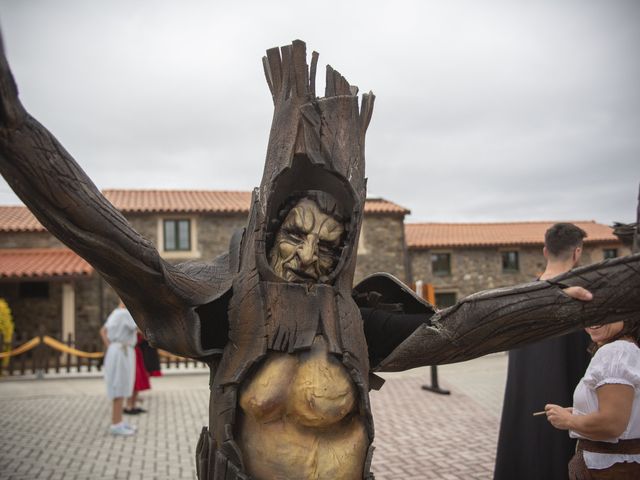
[406,221,629,308]
[0,191,627,344]
[0,190,409,343]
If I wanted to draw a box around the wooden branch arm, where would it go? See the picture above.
[0,32,189,331]
[376,253,640,371]
[0,35,25,129]
[0,33,239,358]
[0,111,165,286]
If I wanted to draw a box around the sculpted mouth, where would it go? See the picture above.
[285,267,318,282]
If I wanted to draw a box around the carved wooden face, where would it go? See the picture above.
[269,198,345,283]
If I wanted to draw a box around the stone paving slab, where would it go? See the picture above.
[0,354,507,479]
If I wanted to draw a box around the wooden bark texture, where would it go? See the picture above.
[257,40,374,292]
[377,253,640,371]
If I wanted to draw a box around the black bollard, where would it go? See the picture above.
[422,365,451,395]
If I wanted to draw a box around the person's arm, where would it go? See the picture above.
[100,326,110,349]
[545,384,634,440]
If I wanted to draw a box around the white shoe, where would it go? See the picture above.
[123,422,137,431]
[110,422,135,436]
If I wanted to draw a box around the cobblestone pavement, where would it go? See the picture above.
[0,354,507,479]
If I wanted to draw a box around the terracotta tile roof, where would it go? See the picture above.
[405,221,620,249]
[0,249,93,279]
[0,191,409,230]
[103,190,253,214]
[103,189,409,215]
[0,206,45,232]
[363,198,410,215]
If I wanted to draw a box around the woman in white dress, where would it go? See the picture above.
[545,319,640,479]
[100,301,138,436]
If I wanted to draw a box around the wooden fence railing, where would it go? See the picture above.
[0,329,207,378]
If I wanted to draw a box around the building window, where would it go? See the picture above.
[603,248,618,260]
[163,219,191,251]
[435,292,457,308]
[502,251,519,272]
[431,253,451,275]
[19,281,49,299]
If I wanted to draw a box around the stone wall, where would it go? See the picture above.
[194,214,250,261]
[409,243,631,301]
[579,244,630,264]
[74,276,107,344]
[125,211,407,277]
[1,209,408,342]
[0,280,62,336]
[7,208,628,344]
[355,214,409,283]
[126,212,249,262]
[0,231,64,248]
[0,277,108,344]
[69,211,248,338]
[126,214,158,246]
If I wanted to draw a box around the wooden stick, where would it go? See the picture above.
[532,411,546,416]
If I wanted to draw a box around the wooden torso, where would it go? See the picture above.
[238,335,368,479]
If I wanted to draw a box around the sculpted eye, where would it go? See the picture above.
[285,228,305,241]
[318,242,339,256]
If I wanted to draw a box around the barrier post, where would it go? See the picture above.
[65,333,73,372]
[35,325,46,379]
[416,281,451,395]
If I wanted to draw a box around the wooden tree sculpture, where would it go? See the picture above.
[1,37,640,479]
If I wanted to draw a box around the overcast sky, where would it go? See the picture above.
[0,0,638,224]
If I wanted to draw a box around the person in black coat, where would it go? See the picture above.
[495,223,593,480]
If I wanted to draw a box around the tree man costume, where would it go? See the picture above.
[1,37,639,479]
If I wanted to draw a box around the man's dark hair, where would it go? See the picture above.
[544,223,587,258]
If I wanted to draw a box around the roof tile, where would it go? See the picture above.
[405,221,619,249]
[0,249,93,279]
[0,190,409,231]
[103,190,253,214]
[0,206,44,232]
[103,190,409,215]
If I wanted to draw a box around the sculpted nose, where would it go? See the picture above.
[297,235,318,267]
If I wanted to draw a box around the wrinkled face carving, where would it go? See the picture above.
[269,198,345,283]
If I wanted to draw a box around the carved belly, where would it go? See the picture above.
[238,336,368,479]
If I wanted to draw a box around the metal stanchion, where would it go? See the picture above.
[421,365,450,395]
[415,280,451,395]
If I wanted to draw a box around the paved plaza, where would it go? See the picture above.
[0,354,508,479]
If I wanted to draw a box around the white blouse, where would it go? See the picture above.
[570,340,640,469]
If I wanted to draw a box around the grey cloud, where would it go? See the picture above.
[0,0,638,225]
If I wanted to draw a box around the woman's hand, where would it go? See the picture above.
[545,385,634,440]
[545,404,574,430]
